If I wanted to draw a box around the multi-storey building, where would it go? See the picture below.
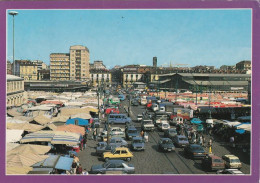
[7,75,26,107]
[69,45,90,81]
[90,69,111,87]
[38,69,50,80]
[32,60,48,71]
[50,53,70,81]
[90,61,106,70]
[236,60,251,71]
[7,60,12,75]
[50,45,90,81]
[13,60,38,80]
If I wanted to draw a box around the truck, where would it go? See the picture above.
[170,108,193,121]
[159,103,182,114]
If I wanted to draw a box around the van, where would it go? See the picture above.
[108,114,132,124]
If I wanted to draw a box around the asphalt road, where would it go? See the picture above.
[78,99,250,175]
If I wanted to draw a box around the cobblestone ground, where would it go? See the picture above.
[78,99,250,174]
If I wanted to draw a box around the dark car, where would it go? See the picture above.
[158,138,175,152]
[131,100,139,106]
[90,160,135,174]
[184,144,207,159]
[131,137,145,151]
[173,135,189,147]
[96,142,117,156]
[125,126,139,140]
[202,155,225,171]
[164,128,178,139]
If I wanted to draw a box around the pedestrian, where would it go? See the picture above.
[71,160,77,174]
[144,132,148,143]
[208,138,212,148]
[140,130,144,138]
[83,136,87,150]
[93,129,97,141]
[76,164,83,174]
[202,135,206,147]
[199,136,203,146]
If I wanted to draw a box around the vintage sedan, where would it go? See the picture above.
[158,138,175,152]
[91,160,135,174]
[103,147,134,162]
[201,154,225,171]
[110,127,125,138]
[184,144,207,159]
[131,137,145,151]
[164,128,178,139]
[222,155,242,169]
[109,137,128,147]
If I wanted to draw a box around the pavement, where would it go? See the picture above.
[78,99,250,174]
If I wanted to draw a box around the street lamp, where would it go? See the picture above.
[9,11,18,76]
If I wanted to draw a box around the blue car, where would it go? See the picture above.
[191,118,203,124]
[118,95,126,101]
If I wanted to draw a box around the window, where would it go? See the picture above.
[108,164,116,168]
[121,150,127,154]
[116,164,124,168]
[114,150,120,155]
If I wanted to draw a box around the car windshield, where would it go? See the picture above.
[179,137,187,141]
[103,162,109,167]
[230,159,240,163]
[157,116,167,120]
[143,121,152,124]
[111,149,116,154]
[213,159,223,163]
[134,139,143,143]
[163,140,173,144]
[138,115,142,117]
[169,129,177,133]
[191,146,203,151]
[128,130,137,133]
[163,124,169,127]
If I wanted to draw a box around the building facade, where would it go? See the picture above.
[90,69,111,87]
[7,60,12,75]
[50,45,90,81]
[50,53,70,81]
[7,75,26,107]
[236,60,251,71]
[90,61,106,70]
[20,62,38,80]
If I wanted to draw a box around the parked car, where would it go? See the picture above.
[137,114,143,122]
[105,108,120,114]
[125,126,139,140]
[96,142,117,156]
[109,137,128,147]
[164,128,178,139]
[103,147,134,162]
[108,114,132,124]
[190,118,203,124]
[118,95,126,101]
[131,100,139,106]
[158,122,170,131]
[110,127,125,138]
[173,135,189,147]
[141,119,155,131]
[184,144,207,159]
[222,155,242,169]
[201,154,225,171]
[158,138,175,152]
[170,117,184,126]
[90,160,135,174]
[216,169,244,175]
[131,137,145,151]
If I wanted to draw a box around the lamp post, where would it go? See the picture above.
[9,11,18,75]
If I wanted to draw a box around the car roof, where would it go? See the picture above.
[133,137,142,140]
[190,144,202,147]
[107,159,125,164]
[177,135,186,138]
[208,154,222,159]
[114,147,129,150]
[223,155,239,159]
[111,137,124,140]
[128,126,137,130]
[160,138,171,141]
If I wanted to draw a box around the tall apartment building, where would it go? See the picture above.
[50,53,70,81]
[13,60,37,80]
[50,45,90,81]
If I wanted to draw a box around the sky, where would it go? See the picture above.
[7,9,252,68]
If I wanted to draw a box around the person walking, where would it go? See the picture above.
[71,160,77,174]
[140,130,144,138]
[144,132,148,143]
[83,136,87,150]
[93,129,97,141]
[76,164,83,174]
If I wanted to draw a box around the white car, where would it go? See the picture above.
[110,127,125,138]
[137,114,143,122]
[217,169,244,175]
[158,122,170,131]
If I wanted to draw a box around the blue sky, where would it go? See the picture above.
[7,9,251,68]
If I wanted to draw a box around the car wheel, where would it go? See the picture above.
[105,158,109,162]
[126,157,131,162]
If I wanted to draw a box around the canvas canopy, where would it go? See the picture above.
[7,144,51,155]
[6,166,33,175]
[13,116,34,122]
[55,156,73,171]
[70,113,91,119]
[6,130,24,143]
[6,143,20,152]
[34,115,52,125]
[56,124,85,136]
[7,109,23,117]
[51,115,70,123]
[20,131,81,146]
[28,105,56,111]
[7,153,49,167]
[66,118,89,126]
[7,123,44,132]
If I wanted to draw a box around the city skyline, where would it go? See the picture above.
[7,9,252,68]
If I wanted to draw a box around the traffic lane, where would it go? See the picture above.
[128,103,250,174]
[129,103,207,174]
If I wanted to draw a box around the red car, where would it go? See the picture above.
[105,108,120,114]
